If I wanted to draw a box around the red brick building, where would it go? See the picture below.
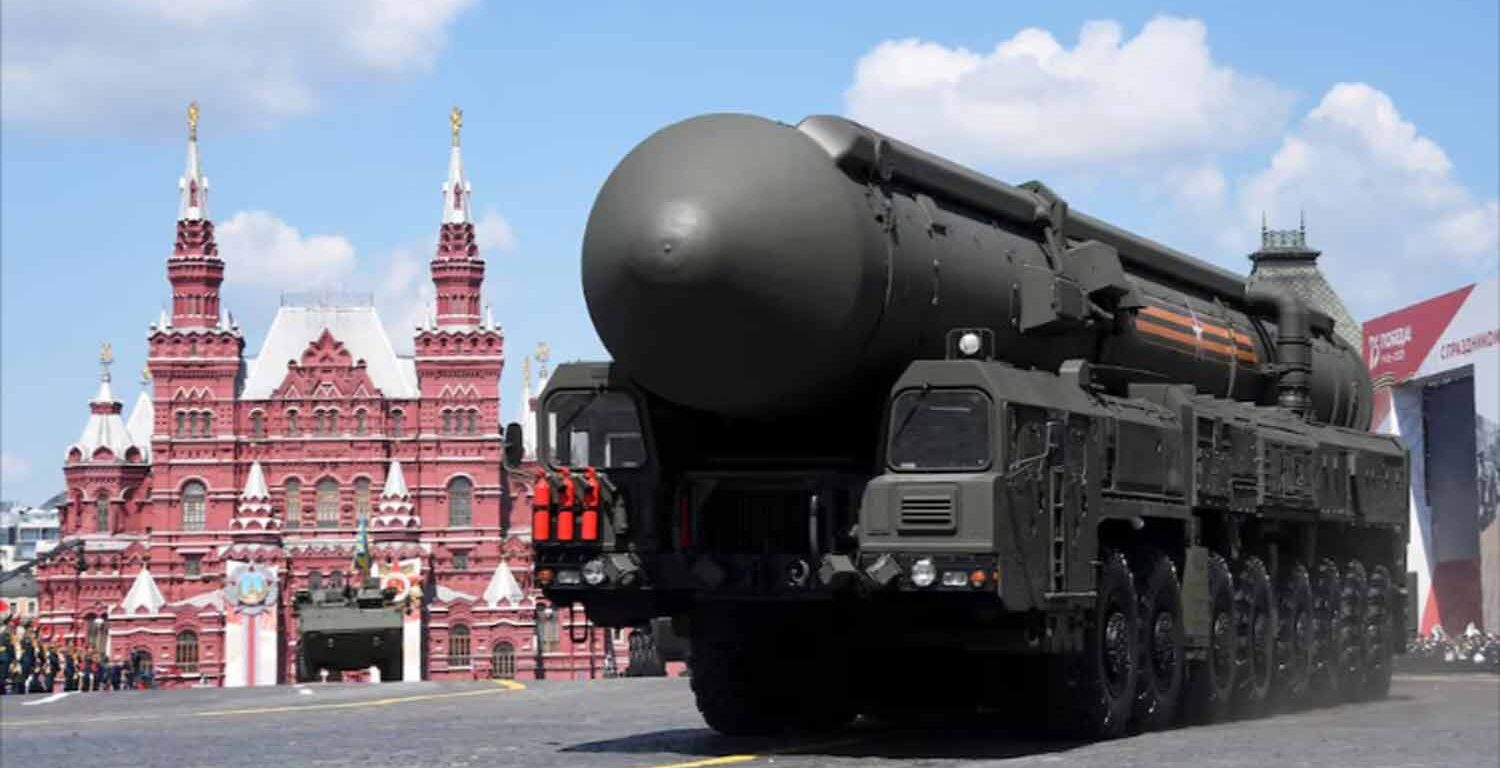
[33,107,619,686]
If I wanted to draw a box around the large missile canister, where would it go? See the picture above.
[582,114,1371,428]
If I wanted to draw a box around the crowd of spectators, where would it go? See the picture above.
[1406,623,1500,673]
[0,619,154,695]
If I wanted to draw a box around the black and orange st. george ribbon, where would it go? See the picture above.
[1134,303,1259,365]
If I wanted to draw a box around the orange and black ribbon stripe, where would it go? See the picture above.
[1135,304,1259,365]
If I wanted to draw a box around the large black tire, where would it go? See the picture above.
[1132,550,1185,732]
[1049,550,1137,740]
[1309,559,1342,702]
[1337,560,1369,701]
[1233,557,1275,716]
[1273,564,1314,705]
[1183,552,1236,724]
[690,638,788,736]
[1361,565,1395,700]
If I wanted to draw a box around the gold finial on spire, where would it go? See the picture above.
[450,105,463,147]
[141,366,153,385]
[100,342,114,367]
[535,341,550,365]
[187,101,200,142]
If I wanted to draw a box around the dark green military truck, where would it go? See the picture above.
[516,114,1408,738]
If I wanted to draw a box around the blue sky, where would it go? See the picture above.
[2,0,1496,505]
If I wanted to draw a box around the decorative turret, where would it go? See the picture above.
[517,354,536,460]
[1248,214,1363,354]
[431,105,485,327]
[167,101,226,328]
[373,460,419,531]
[125,366,154,462]
[231,461,280,534]
[66,344,146,465]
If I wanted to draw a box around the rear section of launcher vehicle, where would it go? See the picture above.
[510,114,1410,738]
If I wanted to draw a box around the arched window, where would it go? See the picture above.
[86,616,108,654]
[175,411,186,437]
[181,481,206,531]
[467,409,478,435]
[354,477,371,517]
[442,410,452,435]
[447,476,472,527]
[390,409,404,438]
[313,410,325,436]
[201,412,213,438]
[175,630,199,674]
[354,409,367,436]
[286,410,300,436]
[316,478,339,527]
[250,411,265,438]
[284,479,302,528]
[327,410,339,435]
[491,642,516,679]
[187,412,200,438]
[448,624,471,667]
[95,494,110,532]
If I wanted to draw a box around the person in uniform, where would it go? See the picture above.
[63,648,77,692]
[19,637,37,694]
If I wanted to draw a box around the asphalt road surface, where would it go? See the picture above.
[2,674,1495,768]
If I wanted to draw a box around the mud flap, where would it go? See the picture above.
[1182,545,1211,660]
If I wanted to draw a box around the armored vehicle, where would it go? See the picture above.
[292,576,404,682]
[515,114,1409,738]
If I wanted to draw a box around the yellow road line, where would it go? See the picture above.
[637,756,758,768]
[633,734,872,768]
[2,679,526,728]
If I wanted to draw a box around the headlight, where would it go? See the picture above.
[556,569,582,586]
[910,558,936,588]
[941,570,968,588]
[582,559,607,586]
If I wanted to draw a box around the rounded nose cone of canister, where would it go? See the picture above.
[582,114,881,416]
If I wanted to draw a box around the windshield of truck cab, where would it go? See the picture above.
[888,389,991,471]
[545,390,646,469]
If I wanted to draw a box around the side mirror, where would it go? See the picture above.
[503,422,525,468]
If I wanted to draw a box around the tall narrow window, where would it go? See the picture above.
[95,494,110,532]
[188,412,200,438]
[284,479,302,528]
[447,477,472,527]
[354,409,367,436]
[391,409,404,438]
[181,481,206,531]
[202,412,213,438]
[355,477,371,518]
[175,630,199,674]
[448,624,471,667]
[175,411,186,437]
[328,411,339,434]
[316,478,339,527]
[251,411,265,438]
[287,410,300,436]
[442,411,452,435]
[467,409,478,435]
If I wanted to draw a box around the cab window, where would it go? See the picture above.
[546,390,646,469]
[888,389,992,471]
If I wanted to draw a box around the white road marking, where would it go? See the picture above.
[22,691,72,706]
[296,686,314,696]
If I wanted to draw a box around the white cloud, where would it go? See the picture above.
[845,17,1292,169]
[217,210,357,290]
[1241,83,1499,313]
[1,452,31,485]
[474,208,517,253]
[0,0,476,133]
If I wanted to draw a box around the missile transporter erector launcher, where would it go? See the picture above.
[516,114,1409,738]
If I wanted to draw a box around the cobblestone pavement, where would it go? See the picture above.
[1,673,1495,768]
